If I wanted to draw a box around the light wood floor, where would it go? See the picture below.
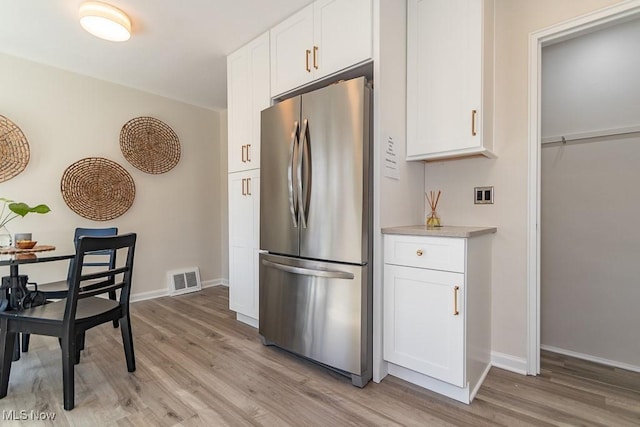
[0,286,638,426]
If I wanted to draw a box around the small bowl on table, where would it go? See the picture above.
[15,240,37,250]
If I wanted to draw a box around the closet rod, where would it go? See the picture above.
[541,124,640,146]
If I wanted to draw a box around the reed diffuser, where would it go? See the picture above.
[425,190,441,229]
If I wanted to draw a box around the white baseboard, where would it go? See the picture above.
[130,289,169,303]
[387,363,471,404]
[130,278,228,303]
[491,351,528,375]
[541,345,640,374]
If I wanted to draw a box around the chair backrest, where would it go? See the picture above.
[65,227,118,281]
[64,233,137,324]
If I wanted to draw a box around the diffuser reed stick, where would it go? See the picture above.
[425,190,441,228]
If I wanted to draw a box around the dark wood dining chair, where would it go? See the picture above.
[0,233,137,410]
[35,227,119,300]
[22,227,119,353]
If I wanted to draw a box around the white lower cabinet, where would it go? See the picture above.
[384,265,465,387]
[228,169,260,327]
[383,232,493,404]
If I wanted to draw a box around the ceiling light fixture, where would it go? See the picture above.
[79,1,131,42]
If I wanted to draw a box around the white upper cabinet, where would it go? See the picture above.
[313,0,372,80]
[406,0,495,161]
[227,32,270,173]
[270,5,315,96]
[270,0,372,97]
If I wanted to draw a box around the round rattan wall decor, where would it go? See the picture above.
[61,157,135,221]
[0,115,30,183]
[120,116,180,174]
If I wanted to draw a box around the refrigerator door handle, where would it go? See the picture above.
[262,259,355,280]
[298,119,310,228]
[288,121,300,228]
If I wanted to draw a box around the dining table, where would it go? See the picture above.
[0,245,75,360]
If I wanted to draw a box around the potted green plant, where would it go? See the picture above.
[0,198,51,247]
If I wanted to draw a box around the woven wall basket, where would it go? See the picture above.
[0,115,30,183]
[120,116,180,174]
[61,157,135,221]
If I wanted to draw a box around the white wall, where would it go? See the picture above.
[540,18,640,369]
[423,0,622,365]
[0,53,223,299]
[542,17,640,138]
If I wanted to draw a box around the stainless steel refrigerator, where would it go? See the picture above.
[259,76,372,387]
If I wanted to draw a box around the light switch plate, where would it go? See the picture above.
[474,186,494,204]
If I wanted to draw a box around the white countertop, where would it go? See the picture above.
[381,225,497,238]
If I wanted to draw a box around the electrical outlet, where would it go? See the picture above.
[474,186,494,204]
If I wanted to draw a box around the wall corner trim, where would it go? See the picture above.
[203,278,228,288]
[491,351,528,375]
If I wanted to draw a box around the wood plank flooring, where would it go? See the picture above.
[0,286,638,426]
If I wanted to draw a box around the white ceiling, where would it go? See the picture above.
[0,0,312,110]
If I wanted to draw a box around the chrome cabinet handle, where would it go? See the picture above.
[288,121,300,228]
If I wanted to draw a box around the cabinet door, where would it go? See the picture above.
[270,4,314,96]
[229,245,255,317]
[227,47,249,172]
[313,0,372,80]
[228,170,260,319]
[407,0,487,160]
[228,32,270,173]
[228,171,254,246]
[384,264,465,387]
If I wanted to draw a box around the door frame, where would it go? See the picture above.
[527,0,640,374]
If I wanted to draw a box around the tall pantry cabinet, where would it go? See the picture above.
[227,32,270,327]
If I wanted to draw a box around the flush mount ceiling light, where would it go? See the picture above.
[79,1,131,42]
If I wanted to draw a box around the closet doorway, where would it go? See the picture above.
[540,15,640,372]
[527,1,640,375]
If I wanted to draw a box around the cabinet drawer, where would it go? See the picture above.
[384,234,465,273]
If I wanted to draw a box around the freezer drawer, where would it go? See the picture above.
[259,253,372,387]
